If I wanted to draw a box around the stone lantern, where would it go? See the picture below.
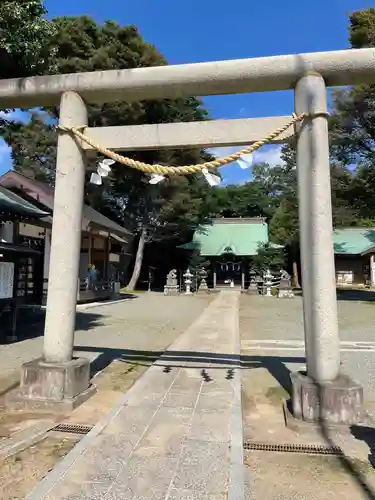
[263,268,273,297]
[183,268,193,295]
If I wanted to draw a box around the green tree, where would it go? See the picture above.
[0,0,56,79]
[265,140,356,286]
[251,145,301,285]
[349,8,375,48]
[251,242,285,274]
[329,8,375,224]
[204,169,274,219]
[2,16,212,290]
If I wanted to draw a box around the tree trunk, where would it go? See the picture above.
[127,227,146,291]
[292,260,300,288]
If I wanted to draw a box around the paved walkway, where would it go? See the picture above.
[27,291,243,500]
[0,293,211,377]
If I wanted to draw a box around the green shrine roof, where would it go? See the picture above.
[180,223,375,257]
[333,228,375,255]
[0,185,50,220]
[180,218,272,256]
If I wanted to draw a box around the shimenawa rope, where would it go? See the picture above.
[57,113,306,177]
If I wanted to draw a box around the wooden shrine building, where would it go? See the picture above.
[180,217,273,289]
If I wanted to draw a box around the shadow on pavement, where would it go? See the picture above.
[336,289,375,302]
[74,342,375,497]
[74,345,375,497]
[76,346,246,377]
[256,354,375,500]
[79,293,138,306]
[351,425,375,469]
[316,385,375,500]
[0,309,105,345]
[76,344,303,385]
[290,288,375,302]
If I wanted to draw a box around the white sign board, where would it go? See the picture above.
[109,253,120,263]
[0,262,15,299]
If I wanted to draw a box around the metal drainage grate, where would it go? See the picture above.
[53,423,93,435]
[243,442,344,456]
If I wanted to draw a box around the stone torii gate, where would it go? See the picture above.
[2,48,374,422]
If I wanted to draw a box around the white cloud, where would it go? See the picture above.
[206,144,285,186]
[253,145,284,166]
[207,144,284,167]
[207,147,252,167]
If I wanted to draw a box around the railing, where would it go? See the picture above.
[78,278,114,302]
[43,278,120,304]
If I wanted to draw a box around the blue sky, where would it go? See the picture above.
[0,0,373,183]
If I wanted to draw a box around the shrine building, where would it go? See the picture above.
[180,217,273,289]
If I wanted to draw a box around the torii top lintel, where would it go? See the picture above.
[0,48,374,108]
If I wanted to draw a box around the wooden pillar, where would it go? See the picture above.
[241,263,245,290]
[213,260,217,289]
[88,234,92,266]
[104,232,110,279]
[370,254,375,287]
[43,229,51,281]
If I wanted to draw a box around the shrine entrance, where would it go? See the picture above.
[2,43,373,417]
[215,251,244,288]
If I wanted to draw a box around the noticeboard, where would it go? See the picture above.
[0,262,15,299]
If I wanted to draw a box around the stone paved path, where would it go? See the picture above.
[27,291,243,500]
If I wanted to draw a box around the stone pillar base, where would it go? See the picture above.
[164,286,179,296]
[6,357,96,413]
[289,371,365,425]
[278,289,295,298]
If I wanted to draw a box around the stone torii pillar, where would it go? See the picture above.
[6,91,94,411]
[290,73,363,424]
[44,91,87,363]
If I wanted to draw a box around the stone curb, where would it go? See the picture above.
[0,421,56,460]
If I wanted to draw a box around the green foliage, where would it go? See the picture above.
[0,1,57,78]
[251,243,285,274]
[2,15,212,288]
[204,165,279,219]
[2,111,56,183]
[329,85,375,166]
[188,249,210,272]
[349,8,375,48]
[186,250,210,291]
[329,8,375,224]
[3,16,211,233]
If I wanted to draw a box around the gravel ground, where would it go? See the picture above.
[240,292,375,342]
[240,293,375,400]
[0,293,213,379]
[244,452,375,500]
[240,293,375,499]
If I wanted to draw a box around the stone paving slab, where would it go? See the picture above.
[27,291,243,500]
